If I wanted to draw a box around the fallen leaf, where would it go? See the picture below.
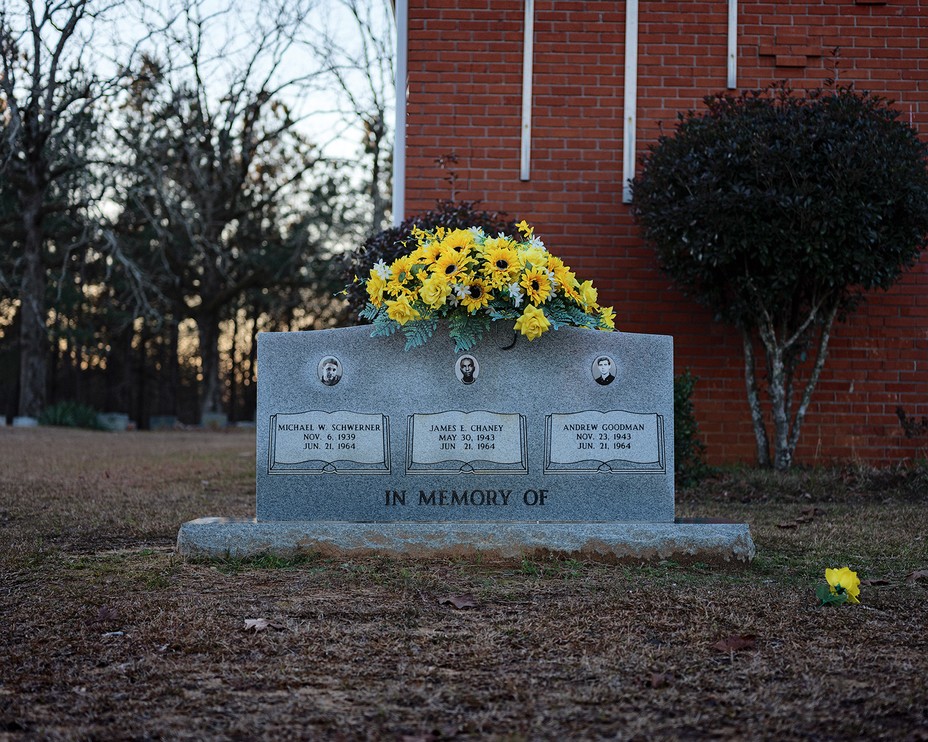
[438,593,479,610]
[712,634,756,652]
[776,521,799,529]
[906,569,928,583]
[243,618,284,632]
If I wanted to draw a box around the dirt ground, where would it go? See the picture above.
[1,427,926,740]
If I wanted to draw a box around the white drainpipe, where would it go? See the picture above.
[392,0,408,226]
[622,0,638,204]
[520,0,535,181]
[728,0,738,89]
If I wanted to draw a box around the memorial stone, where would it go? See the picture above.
[178,324,754,562]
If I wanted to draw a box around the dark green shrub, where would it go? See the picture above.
[633,84,928,470]
[340,200,518,319]
[674,371,709,485]
[38,401,105,430]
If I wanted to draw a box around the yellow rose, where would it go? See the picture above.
[519,245,548,270]
[366,269,387,307]
[578,279,598,309]
[825,567,861,604]
[514,304,551,341]
[385,295,420,325]
[419,274,452,309]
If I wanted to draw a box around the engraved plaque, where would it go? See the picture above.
[268,410,390,474]
[544,410,665,474]
[406,410,528,475]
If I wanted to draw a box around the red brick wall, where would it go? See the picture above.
[404,0,928,466]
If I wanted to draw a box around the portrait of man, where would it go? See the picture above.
[457,355,478,385]
[319,356,342,386]
[593,356,615,386]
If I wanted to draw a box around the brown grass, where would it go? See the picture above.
[1,427,926,740]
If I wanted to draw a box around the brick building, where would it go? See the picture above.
[393,0,928,466]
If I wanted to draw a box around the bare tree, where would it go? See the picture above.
[300,0,394,236]
[115,0,347,421]
[0,0,155,418]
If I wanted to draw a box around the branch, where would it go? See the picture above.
[786,302,840,456]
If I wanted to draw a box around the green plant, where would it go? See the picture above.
[38,401,104,430]
[340,200,520,318]
[674,370,710,486]
[633,84,928,470]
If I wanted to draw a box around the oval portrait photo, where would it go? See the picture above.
[592,356,616,386]
[318,356,342,386]
[456,355,479,385]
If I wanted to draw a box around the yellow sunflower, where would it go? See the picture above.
[386,255,417,297]
[460,278,493,312]
[520,267,553,305]
[413,240,443,267]
[433,248,468,283]
[439,228,477,253]
[482,245,519,289]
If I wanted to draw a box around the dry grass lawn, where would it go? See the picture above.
[1,426,926,740]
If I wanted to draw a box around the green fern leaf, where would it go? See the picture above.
[358,302,381,322]
[370,313,399,338]
[402,318,438,350]
[449,312,491,353]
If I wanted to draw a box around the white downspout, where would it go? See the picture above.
[727,0,738,89]
[520,0,535,181]
[622,0,638,204]
[392,0,408,226]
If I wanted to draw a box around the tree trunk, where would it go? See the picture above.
[17,196,48,418]
[197,310,223,421]
[767,345,792,471]
[742,329,771,467]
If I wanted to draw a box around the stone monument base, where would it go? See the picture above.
[176,518,755,564]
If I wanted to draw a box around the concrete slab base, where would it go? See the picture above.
[176,518,755,564]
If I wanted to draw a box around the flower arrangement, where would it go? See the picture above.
[816,566,861,606]
[353,220,616,352]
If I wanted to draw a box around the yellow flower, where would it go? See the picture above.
[386,255,417,296]
[548,256,576,290]
[578,279,598,309]
[825,567,861,604]
[419,273,452,309]
[440,228,477,253]
[460,278,492,312]
[366,269,387,307]
[414,240,443,266]
[434,248,468,282]
[599,306,616,330]
[514,304,551,341]
[482,245,519,289]
[516,219,533,237]
[518,245,548,270]
[520,267,553,305]
[385,295,420,325]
